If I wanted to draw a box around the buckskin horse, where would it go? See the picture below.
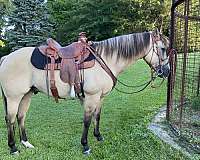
[0,29,170,155]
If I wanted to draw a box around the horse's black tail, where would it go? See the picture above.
[0,56,7,66]
[0,56,8,114]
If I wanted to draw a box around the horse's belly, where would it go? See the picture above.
[32,68,70,98]
[83,64,113,96]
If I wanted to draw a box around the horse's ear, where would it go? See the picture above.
[153,28,160,36]
[152,28,161,41]
[158,16,163,34]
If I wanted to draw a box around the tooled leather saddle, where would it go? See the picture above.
[34,32,95,102]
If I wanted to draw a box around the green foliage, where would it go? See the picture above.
[0,0,10,35]
[2,0,171,48]
[191,96,200,111]
[173,0,200,52]
[0,39,4,47]
[0,46,10,58]
[48,0,171,44]
[5,0,54,51]
[0,0,11,39]
[0,39,11,57]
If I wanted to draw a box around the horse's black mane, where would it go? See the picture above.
[93,32,151,60]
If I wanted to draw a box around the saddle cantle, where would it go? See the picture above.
[31,33,95,102]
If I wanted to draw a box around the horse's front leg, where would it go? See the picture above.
[81,94,100,154]
[81,111,92,154]
[93,107,104,141]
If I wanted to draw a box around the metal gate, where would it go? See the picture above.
[167,0,200,153]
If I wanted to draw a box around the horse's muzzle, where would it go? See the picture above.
[156,63,170,78]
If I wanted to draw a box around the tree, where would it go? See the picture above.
[5,0,54,51]
[49,0,171,44]
[0,0,11,39]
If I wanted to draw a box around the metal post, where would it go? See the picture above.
[166,0,185,121]
[179,0,189,129]
[197,66,200,96]
[167,0,175,121]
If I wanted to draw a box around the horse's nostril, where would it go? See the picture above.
[157,69,163,75]
[162,67,170,78]
[156,65,163,76]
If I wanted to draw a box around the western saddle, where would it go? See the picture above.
[39,32,94,102]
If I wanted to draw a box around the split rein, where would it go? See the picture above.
[114,48,175,94]
[115,70,163,94]
[86,37,175,95]
[114,35,167,94]
[87,42,163,95]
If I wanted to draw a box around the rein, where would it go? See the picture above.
[87,41,159,94]
[115,76,157,94]
[114,34,164,94]
[115,68,165,94]
[86,32,170,95]
[86,45,117,89]
[115,45,175,94]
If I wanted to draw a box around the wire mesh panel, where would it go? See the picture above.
[167,0,200,153]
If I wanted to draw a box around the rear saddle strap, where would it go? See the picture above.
[49,56,59,102]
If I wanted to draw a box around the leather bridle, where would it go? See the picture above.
[143,33,169,77]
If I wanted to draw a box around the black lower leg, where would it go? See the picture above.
[5,116,18,154]
[93,113,103,141]
[81,113,92,153]
[17,115,27,142]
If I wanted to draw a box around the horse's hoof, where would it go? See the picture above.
[10,150,20,156]
[83,146,91,155]
[10,146,19,155]
[96,135,104,142]
[21,140,35,148]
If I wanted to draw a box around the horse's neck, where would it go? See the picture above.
[101,52,144,77]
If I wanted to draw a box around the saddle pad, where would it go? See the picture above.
[31,47,61,70]
[84,52,95,61]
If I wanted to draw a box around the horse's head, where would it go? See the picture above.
[143,29,170,78]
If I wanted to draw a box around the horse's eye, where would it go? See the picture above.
[161,48,166,53]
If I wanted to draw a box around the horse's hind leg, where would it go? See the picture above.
[17,91,34,148]
[4,96,23,155]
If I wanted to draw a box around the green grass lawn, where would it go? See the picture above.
[0,61,190,160]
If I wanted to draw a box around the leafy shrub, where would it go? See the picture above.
[191,96,200,111]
